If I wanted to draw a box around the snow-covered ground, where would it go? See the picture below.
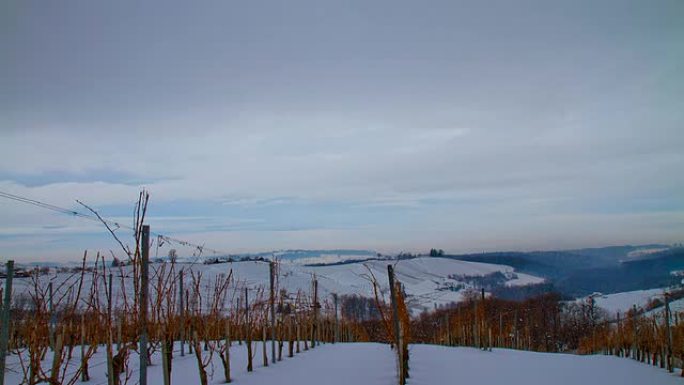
[4,342,679,385]
[3,257,544,313]
[410,345,681,385]
[581,288,666,317]
[645,296,684,321]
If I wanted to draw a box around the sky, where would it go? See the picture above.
[1,0,683,261]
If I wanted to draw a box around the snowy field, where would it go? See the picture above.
[4,342,679,385]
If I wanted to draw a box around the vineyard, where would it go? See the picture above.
[0,196,681,385]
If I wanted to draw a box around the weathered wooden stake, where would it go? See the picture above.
[388,265,404,385]
[179,270,185,357]
[0,260,15,385]
[262,324,268,367]
[81,314,89,381]
[288,316,294,357]
[162,340,171,385]
[116,321,122,352]
[48,282,55,351]
[665,294,673,372]
[269,262,276,364]
[245,288,252,372]
[311,278,319,348]
[139,225,150,385]
[632,304,638,360]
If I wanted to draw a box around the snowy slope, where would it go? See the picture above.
[587,288,666,316]
[3,342,679,385]
[2,257,544,313]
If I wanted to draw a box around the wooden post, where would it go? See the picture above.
[499,313,503,348]
[481,288,486,351]
[288,316,294,357]
[139,225,150,385]
[80,314,89,381]
[488,328,492,352]
[245,288,252,372]
[107,328,115,385]
[262,324,268,367]
[278,318,283,360]
[187,290,195,355]
[107,271,115,385]
[107,273,113,318]
[49,329,64,385]
[388,265,404,385]
[116,321,122,351]
[0,260,15,385]
[179,270,185,357]
[665,294,673,372]
[311,278,319,348]
[270,261,276,364]
[632,304,638,360]
[48,282,55,351]
[162,340,171,385]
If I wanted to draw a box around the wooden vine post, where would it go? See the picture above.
[139,225,150,385]
[270,261,276,364]
[245,288,252,372]
[0,260,14,385]
[388,265,405,385]
[179,269,185,357]
[665,293,673,372]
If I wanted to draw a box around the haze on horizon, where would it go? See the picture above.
[1,0,683,261]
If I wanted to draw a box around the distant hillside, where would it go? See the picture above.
[1,256,544,315]
[445,245,679,297]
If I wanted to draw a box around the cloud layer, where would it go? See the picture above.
[1,0,683,260]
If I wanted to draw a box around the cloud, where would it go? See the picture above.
[1,0,683,259]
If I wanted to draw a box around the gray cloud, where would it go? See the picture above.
[1,0,683,259]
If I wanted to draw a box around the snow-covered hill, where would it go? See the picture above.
[3,257,544,313]
[582,288,666,317]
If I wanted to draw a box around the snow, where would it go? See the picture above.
[626,248,670,259]
[504,272,545,287]
[583,288,666,316]
[409,345,681,385]
[2,257,544,313]
[3,342,679,385]
[645,297,684,321]
[290,253,380,265]
[664,297,684,314]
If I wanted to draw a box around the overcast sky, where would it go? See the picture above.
[1,0,683,261]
